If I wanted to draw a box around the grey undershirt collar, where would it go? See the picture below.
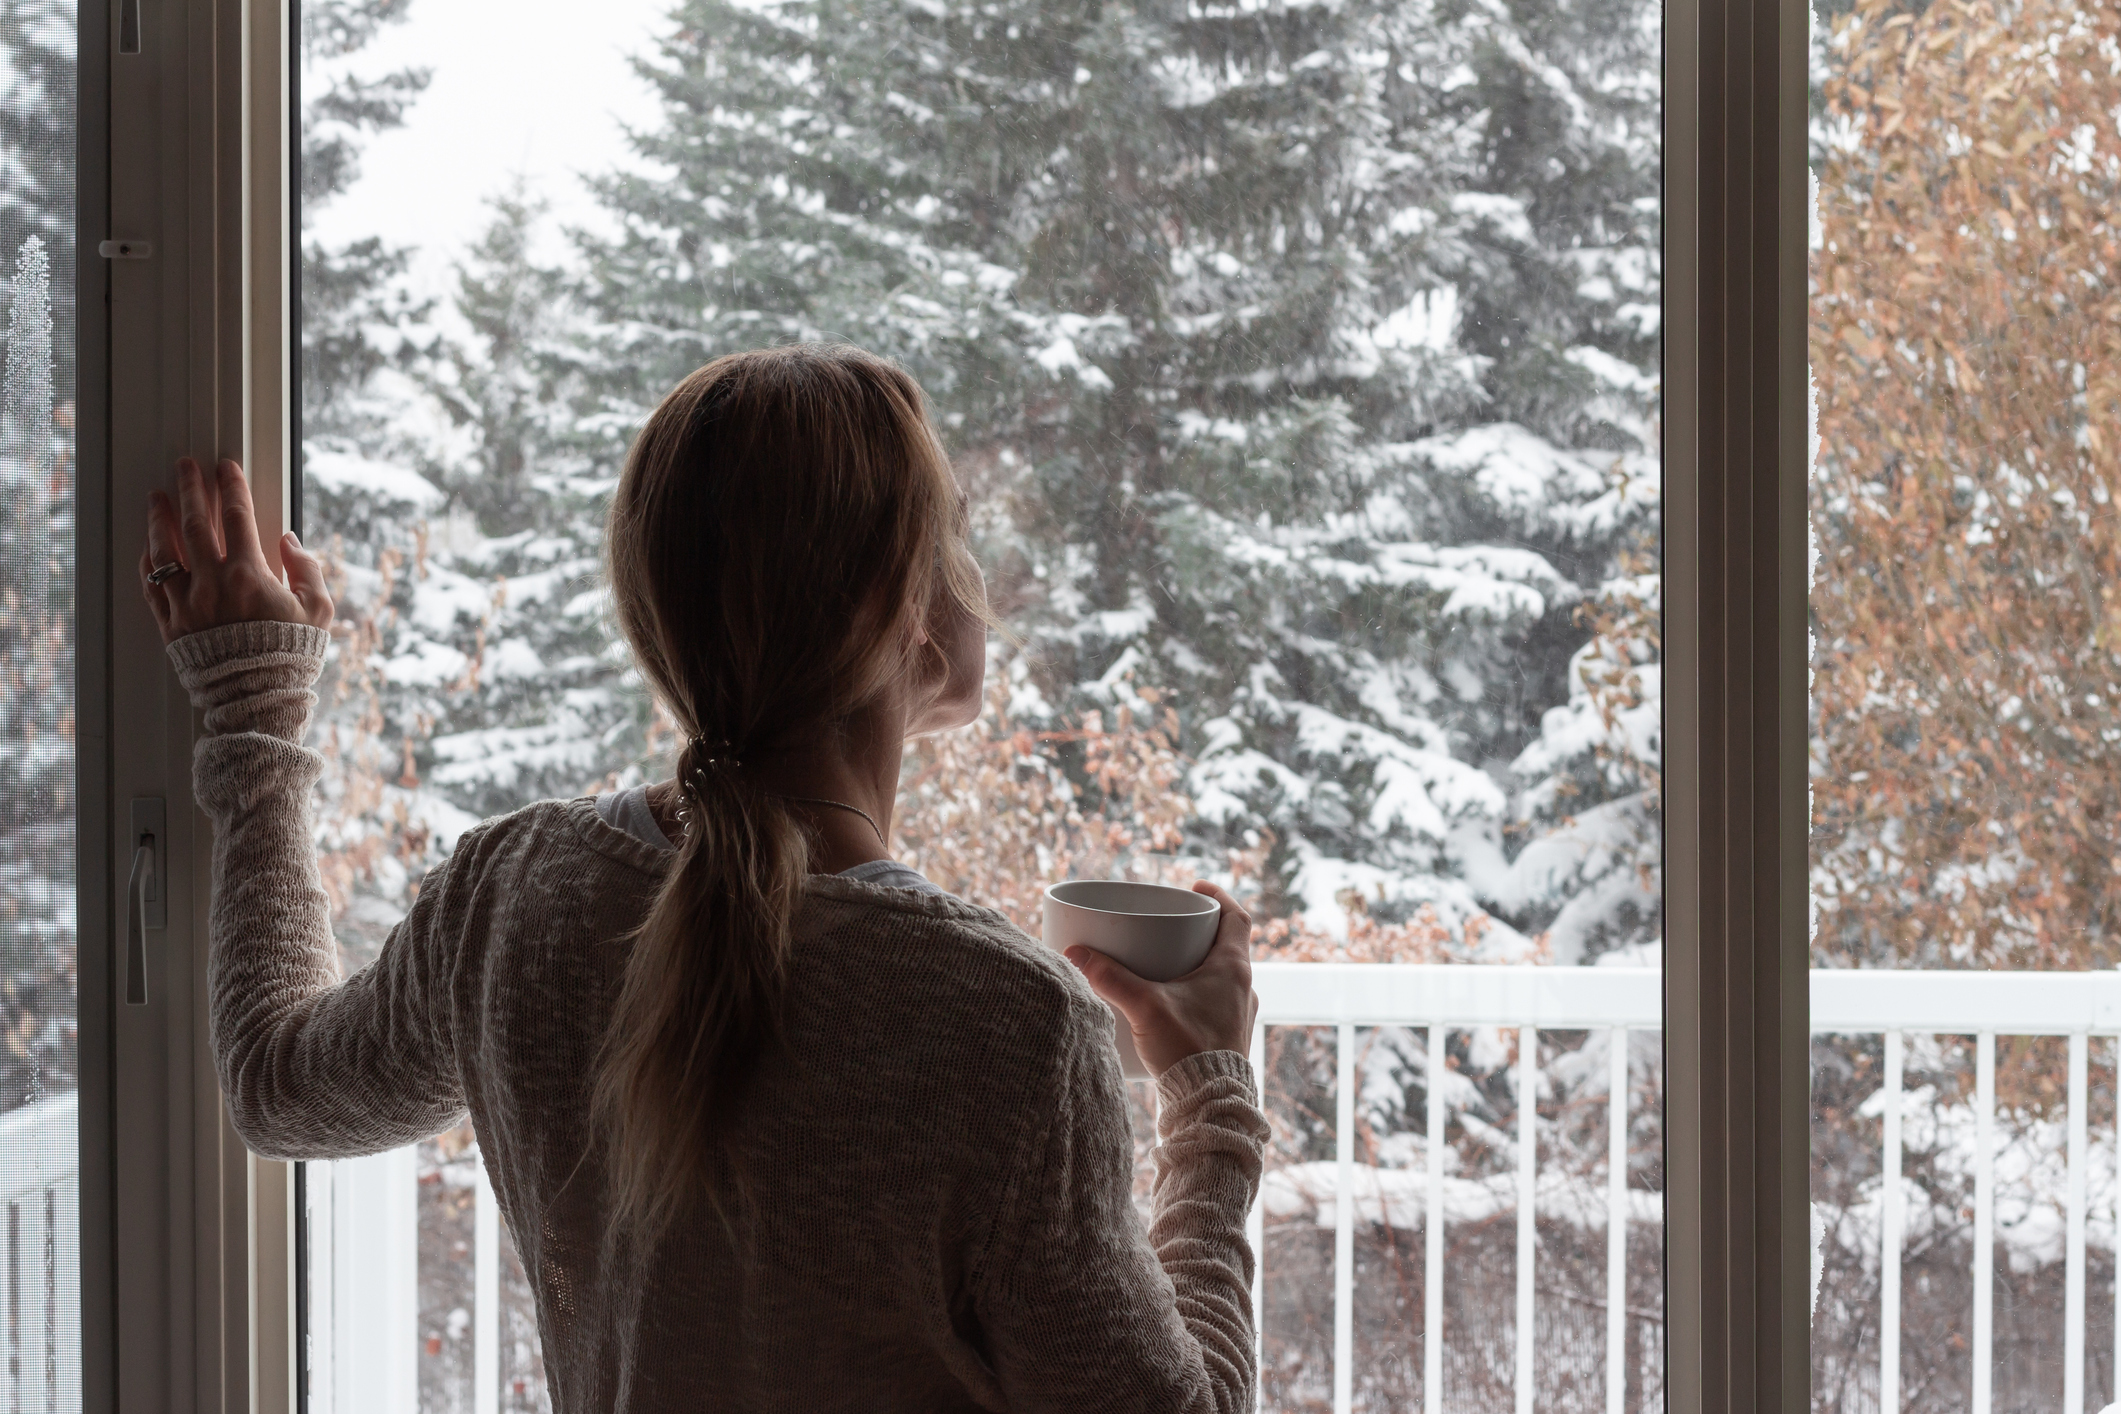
[593,784,942,895]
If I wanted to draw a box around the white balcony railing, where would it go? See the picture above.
[306,966,2121,1414]
[1245,964,1663,1414]
[0,1090,81,1414]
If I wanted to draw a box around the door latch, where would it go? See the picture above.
[126,798,166,1006]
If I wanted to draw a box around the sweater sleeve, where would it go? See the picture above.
[171,619,469,1160]
[974,1002,1269,1414]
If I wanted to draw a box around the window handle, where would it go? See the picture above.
[119,0,141,54]
[126,798,166,1007]
[125,840,152,1005]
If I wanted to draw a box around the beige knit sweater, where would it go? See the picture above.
[173,619,1269,1413]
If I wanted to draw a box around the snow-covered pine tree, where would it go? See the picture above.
[298,0,453,960]
[569,0,1661,956]
[405,195,656,821]
[566,0,1030,446]
[299,170,626,1414]
[284,4,1665,1394]
[2,237,52,638]
[299,0,431,447]
[0,0,75,400]
[299,6,651,960]
[0,230,74,1110]
[307,191,664,961]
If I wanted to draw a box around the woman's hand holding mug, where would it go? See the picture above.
[1066,881,1259,1077]
[139,457,334,646]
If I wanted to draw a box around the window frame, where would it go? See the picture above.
[1659,0,1813,1405]
[74,0,112,1401]
[87,0,299,1407]
[70,0,1815,1402]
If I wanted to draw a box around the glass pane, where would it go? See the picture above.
[0,0,80,1407]
[297,0,1663,1402]
[1810,0,2121,1405]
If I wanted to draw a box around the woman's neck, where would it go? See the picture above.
[645,699,907,873]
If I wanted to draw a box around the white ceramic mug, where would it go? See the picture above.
[1040,880,1221,1077]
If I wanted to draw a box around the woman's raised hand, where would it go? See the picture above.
[1065,881,1260,1077]
[140,457,333,646]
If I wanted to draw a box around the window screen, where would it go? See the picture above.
[0,0,80,1407]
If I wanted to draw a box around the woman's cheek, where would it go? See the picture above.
[947,636,986,725]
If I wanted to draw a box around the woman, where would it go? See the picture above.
[140,344,1268,1411]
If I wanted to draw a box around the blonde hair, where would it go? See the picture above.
[595,344,987,1237]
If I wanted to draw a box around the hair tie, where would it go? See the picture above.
[689,735,740,769]
[681,735,741,801]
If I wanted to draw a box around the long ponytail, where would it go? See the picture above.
[594,345,986,1239]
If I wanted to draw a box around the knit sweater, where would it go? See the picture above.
[172,619,1270,1414]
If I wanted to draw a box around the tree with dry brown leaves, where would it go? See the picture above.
[893,675,1492,964]
[1811,0,2121,971]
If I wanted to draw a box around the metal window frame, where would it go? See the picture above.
[76,0,113,1402]
[1662,0,1813,1403]
[70,0,1816,1401]
[85,0,299,1406]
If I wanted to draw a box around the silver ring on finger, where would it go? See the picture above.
[146,561,186,587]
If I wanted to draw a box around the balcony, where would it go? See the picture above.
[0,966,2053,1412]
[0,1092,79,1414]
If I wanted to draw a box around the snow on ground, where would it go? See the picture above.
[1264,1159,1665,1232]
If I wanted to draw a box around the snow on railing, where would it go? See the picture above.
[1247,964,1662,1414]
[309,967,2121,1414]
[0,1091,80,1414]
[1812,969,2121,1414]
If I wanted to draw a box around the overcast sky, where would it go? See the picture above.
[307,0,675,299]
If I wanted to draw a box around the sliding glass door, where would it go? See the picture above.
[296,0,1664,1405]
[1810,0,2121,1405]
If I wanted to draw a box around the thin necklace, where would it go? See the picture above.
[770,794,889,853]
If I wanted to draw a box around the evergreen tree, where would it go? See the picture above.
[0,0,75,399]
[307,196,657,960]
[571,0,1662,954]
[0,0,75,1112]
[297,4,649,966]
[408,196,652,820]
[286,6,1664,1394]
[0,232,73,1109]
[299,0,431,446]
[296,0,449,960]
[567,0,1031,442]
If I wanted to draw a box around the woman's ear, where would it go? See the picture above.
[892,592,933,655]
[905,586,987,735]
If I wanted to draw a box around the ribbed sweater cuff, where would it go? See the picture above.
[167,620,331,741]
[1155,1048,1256,1108]
[167,618,331,677]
